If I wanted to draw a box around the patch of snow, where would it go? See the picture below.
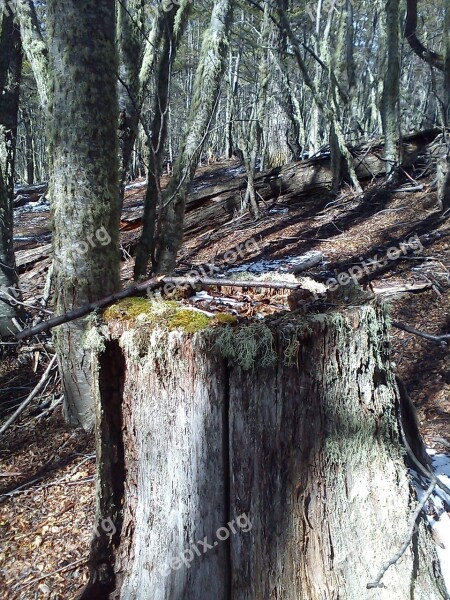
[268,208,289,214]
[214,297,243,307]
[125,179,147,191]
[412,452,450,596]
[15,198,49,215]
[225,251,325,276]
[192,291,214,302]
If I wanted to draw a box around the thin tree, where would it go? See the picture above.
[381,0,401,173]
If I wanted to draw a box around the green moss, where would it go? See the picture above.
[167,309,211,333]
[214,312,238,325]
[103,297,213,333]
[103,297,173,322]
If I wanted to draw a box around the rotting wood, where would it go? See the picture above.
[13,276,315,340]
[79,302,447,599]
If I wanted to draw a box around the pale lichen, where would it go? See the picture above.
[216,322,276,370]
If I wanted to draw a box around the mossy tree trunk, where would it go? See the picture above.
[235,0,271,219]
[0,10,23,337]
[47,0,120,430]
[279,8,362,194]
[81,300,446,599]
[133,1,191,280]
[152,0,234,275]
[117,0,143,201]
[381,0,401,173]
[262,0,297,169]
[13,0,49,112]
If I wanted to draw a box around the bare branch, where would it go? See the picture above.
[0,354,57,437]
[367,479,437,589]
[392,321,450,344]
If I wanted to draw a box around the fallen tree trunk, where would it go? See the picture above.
[121,128,442,238]
[13,182,48,207]
[13,129,441,271]
[79,298,447,599]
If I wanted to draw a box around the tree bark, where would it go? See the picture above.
[117,0,143,199]
[12,0,49,112]
[381,0,401,173]
[0,9,23,337]
[153,0,234,274]
[133,0,190,279]
[47,0,120,429]
[81,300,447,599]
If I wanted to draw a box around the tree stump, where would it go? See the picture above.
[80,299,447,600]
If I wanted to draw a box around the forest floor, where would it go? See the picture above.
[0,158,449,598]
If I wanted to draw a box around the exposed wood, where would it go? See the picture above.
[16,243,52,269]
[291,252,324,273]
[14,129,442,262]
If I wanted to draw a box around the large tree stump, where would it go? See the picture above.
[80,299,447,600]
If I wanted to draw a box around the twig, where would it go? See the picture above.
[15,276,309,341]
[0,355,57,437]
[392,321,450,344]
[36,394,63,420]
[366,479,437,589]
[391,185,423,192]
[367,375,450,589]
[432,436,450,449]
[0,290,53,315]
[16,557,86,590]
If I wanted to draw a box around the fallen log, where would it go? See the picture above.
[13,182,48,208]
[13,128,442,269]
[123,129,441,237]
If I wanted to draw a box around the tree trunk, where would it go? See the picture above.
[153,0,234,274]
[81,299,447,599]
[262,0,296,168]
[117,0,143,199]
[0,9,23,337]
[13,0,49,112]
[133,2,188,279]
[47,0,120,429]
[381,0,401,173]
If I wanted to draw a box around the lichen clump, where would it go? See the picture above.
[216,322,276,370]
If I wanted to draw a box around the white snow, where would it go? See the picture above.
[225,251,325,276]
[412,451,450,596]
